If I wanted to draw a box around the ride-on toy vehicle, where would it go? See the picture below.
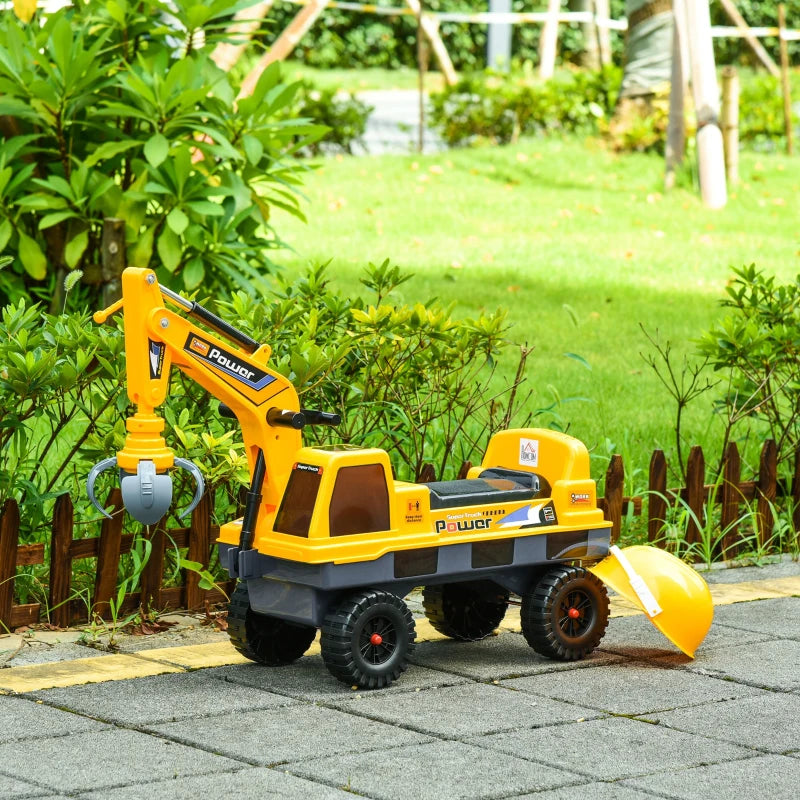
[88,268,713,688]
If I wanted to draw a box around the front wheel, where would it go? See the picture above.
[520,566,609,661]
[227,582,317,666]
[321,589,416,689]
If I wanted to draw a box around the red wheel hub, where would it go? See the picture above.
[568,607,580,619]
[370,633,383,646]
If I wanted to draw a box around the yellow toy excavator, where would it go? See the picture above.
[88,268,713,689]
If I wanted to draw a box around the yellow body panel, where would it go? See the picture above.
[217,429,611,565]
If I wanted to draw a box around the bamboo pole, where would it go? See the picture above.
[211,0,275,72]
[405,0,458,87]
[718,0,779,78]
[779,4,794,156]
[684,0,727,209]
[239,0,329,98]
[594,0,612,66]
[665,0,689,191]
[540,0,561,79]
[721,66,739,184]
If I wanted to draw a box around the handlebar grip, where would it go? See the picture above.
[301,409,341,427]
[267,408,306,429]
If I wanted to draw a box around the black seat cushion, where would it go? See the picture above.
[425,476,538,510]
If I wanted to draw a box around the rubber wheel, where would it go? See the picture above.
[320,589,416,689]
[520,566,609,661]
[227,582,317,666]
[423,581,509,641]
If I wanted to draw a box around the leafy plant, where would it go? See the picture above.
[428,65,621,147]
[222,259,535,480]
[0,0,323,309]
[696,265,800,466]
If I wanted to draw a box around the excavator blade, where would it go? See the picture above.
[589,545,714,658]
[120,460,173,526]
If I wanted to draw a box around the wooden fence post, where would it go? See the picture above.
[49,494,74,628]
[756,439,777,551]
[0,499,20,629]
[139,521,166,614]
[417,464,436,483]
[720,441,741,558]
[92,490,124,619]
[647,450,667,543]
[186,492,212,610]
[456,461,472,480]
[603,454,624,543]
[685,446,705,545]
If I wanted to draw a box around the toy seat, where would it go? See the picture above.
[425,468,547,511]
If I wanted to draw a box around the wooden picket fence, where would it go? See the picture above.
[0,438,796,632]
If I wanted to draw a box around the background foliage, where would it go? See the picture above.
[0,0,323,311]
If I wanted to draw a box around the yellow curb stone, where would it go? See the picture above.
[0,653,183,694]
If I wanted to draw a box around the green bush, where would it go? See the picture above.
[429,65,621,146]
[0,0,323,310]
[283,81,373,154]
[696,265,800,465]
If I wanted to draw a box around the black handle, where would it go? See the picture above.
[267,407,306,429]
[218,402,236,419]
[190,302,259,354]
[301,409,341,427]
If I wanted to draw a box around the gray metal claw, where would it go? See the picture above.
[86,456,118,519]
[174,457,205,519]
[121,460,174,526]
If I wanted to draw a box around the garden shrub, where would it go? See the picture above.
[283,82,373,155]
[0,0,324,310]
[429,65,621,146]
[696,265,800,466]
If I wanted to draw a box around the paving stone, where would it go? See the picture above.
[288,740,581,800]
[0,772,55,798]
[0,728,241,794]
[510,781,665,800]
[681,638,800,691]
[77,766,362,800]
[645,692,800,753]
[407,631,623,681]
[468,716,753,781]
[148,704,430,766]
[0,695,107,743]
[35,671,295,725]
[625,753,800,800]
[0,641,107,667]
[711,597,800,638]
[209,657,469,700]
[598,613,770,659]
[502,660,765,716]
[331,682,603,738]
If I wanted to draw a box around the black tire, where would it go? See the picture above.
[520,566,609,661]
[320,589,416,689]
[423,581,509,641]
[227,582,317,666]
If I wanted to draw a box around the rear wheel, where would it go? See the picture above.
[423,581,509,641]
[321,589,415,689]
[228,582,317,666]
[521,566,609,661]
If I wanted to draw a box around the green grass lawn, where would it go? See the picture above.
[268,137,800,486]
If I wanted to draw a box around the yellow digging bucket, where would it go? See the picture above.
[589,545,714,658]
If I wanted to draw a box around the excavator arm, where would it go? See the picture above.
[87,267,324,531]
